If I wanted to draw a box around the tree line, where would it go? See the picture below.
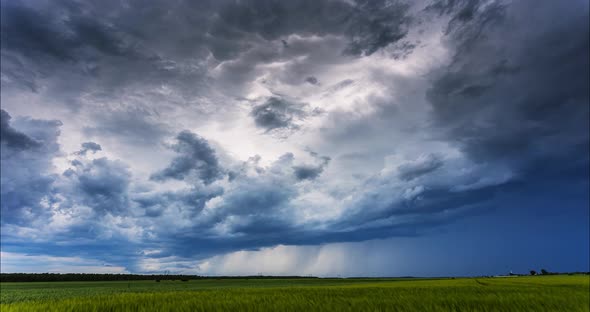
[509,269,589,277]
[0,273,319,282]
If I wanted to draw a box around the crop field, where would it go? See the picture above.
[1,275,588,311]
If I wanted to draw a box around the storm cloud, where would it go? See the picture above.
[76,142,102,156]
[0,110,62,224]
[151,131,224,185]
[250,97,311,132]
[0,109,40,150]
[1,0,588,275]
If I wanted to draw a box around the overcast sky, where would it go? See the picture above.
[1,0,588,276]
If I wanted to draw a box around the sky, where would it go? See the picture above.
[0,0,588,277]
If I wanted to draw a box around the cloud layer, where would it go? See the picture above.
[1,0,588,275]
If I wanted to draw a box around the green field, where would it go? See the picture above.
[1,275,588,311]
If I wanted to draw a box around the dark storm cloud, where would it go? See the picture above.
[1,110,135,225]
[293,165,324,180]
[146,155,494,259]
[76,142,102,156]
[0,1,127,61]
[0,109,40,150]
[0,110,62,224]
[0,0,139,96]
[213,0,411,57]
[0,0,214,113]
[0,52,39,92]
[144,153,301,244]
[212,176,294,220]
[329,157,502,231]
[250,97,309,132]
[342,0,412,56]
[1,0,412,100]
[427,0,589,176]
[136,187,223,218]
[73,158,131,215]
[151,131,224,185]
[57,156,133,217]
[305,76,318,85]
[293,152,331,180]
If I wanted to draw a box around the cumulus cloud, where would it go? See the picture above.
[293,152,331,181]
[76,142,102,156]
[64,157,132,215]
[151,131,224,185]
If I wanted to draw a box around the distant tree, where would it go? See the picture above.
[541,269,549,275]
[530,270,537,276]
[0,273,318,282]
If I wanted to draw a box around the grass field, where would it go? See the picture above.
[1,275,588,311]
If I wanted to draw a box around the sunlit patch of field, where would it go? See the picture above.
[2,275,588,311]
